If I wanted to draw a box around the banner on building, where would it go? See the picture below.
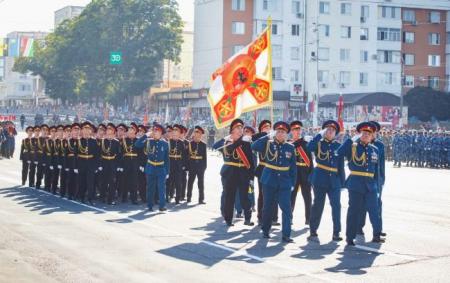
[20,37,35,57]
[0,39,8,57]
[207,20,273,129]
[8,37,19,57]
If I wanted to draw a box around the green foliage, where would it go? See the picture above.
[13,0,183,105]
[404,86,450,121]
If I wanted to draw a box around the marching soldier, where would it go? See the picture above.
[44,126,57,192]
[51,125,65,195]
[35,124,49,190]
[59,125,71,198]
[180,125,189,201]
[135,123,169,212]
[28,126,40,188]
[337,122,383,245]
[120,123,140,204]
[289,120,313,226]
[252,120,279,226]
[77,122,99,204]
[186,126,207,204]
[137,125,148,203]
[307,120,345,242]
[168,124,187,204]
[20,126,34,186]
[66,124,79,200]
[251,121,297,243]
[116,124,127,199]
[213,119,255,227]
[95,124,107,198]
[98,123,121,205]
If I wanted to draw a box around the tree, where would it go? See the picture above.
[13,0,183,107]
[404,86,450,121]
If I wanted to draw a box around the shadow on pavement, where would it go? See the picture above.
[324,244,381,275]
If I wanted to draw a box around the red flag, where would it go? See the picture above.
[337,94,344,132]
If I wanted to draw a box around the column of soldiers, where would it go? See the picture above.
[214,118,386,245]
[380,130,450,169]
[19,121,208,210]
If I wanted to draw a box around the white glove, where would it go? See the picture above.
[291,186,295,192]
[34,161,38,165]
[98,167,103,171]
[249,180,254,186]
[166,174,169,180]
[224,135,232,142]
[304,135,312,142]
[242,135,252,142]
[139,166,144,172]
[27,160,31,164]
[74,169,79,174]
[65,168,70,172]
[319,128,327,136]
[182,166,186,170]
[43,163,46,166]
[49,166,54,170]
[117,168,121,172]
[352,134,361,142]
[268,130,276,139]
[57,165,62,169]
[146,131,152,137]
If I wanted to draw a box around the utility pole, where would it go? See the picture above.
[400,57,404,128]
[312,0,320,127]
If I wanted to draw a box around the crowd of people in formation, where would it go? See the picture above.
[0,121,17,159]
[19,121,207,210]
[213,119,386,246]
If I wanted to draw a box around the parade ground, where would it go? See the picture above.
[0,133,449,283]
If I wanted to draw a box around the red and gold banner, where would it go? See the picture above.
[208,23,272,129]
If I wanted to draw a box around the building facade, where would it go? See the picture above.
[54,6,85,27]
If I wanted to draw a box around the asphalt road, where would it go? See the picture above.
[0,133,449,282]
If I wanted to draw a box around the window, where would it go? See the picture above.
[263,0,269,10]
[339,71,351,86]
[361,5,369,19]
[341,26,351,38]
[232,45,245,55]
[272,24,278,35]
[340,3,351,15]
[428,76,439,89]
[404,75,414,87]
[403,54,415,66]
[384,72,395,85]
[292,1,301,14]
[232,0,245,11]
[360,72,368,86]
[318,47,329,61]
[340,49,350,62]
[429,11,440,23]
[403,32,415,43]
[319,1,330,14]
[291,47,300,60]
[319,25,330,37]
[291,69,300,82]
[403,10,415,22]
[232,22,245,34]
[380,6,400,19]
[447,32,450,44]
[360,28,369,40]
[291,24,300,36]
[428,33,440,45]
[428,55,440,67]
[377,28,400,41]
[318,70,329,85]
[272,67,282,80]
[360,50,368,63]
[272,45,282,59]
[377,50,401,64]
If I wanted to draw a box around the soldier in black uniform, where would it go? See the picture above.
[20,126,34,186]
[77,122,99,204]
[59,125,71,198]
[289,120,313,225]
[35,124,49,190]
[120,123,140,204]
[44,126,56,192]
[51,125,65,194]
[213,119,255,227]
[180,125,189,201]
[95,124,106,199]
[137,125,148,202]
[116,124,127,201]
[29,126,41,188]
[66,123,80,200]
[168,124,187,204]
[187,126,207,204]
[98,123,121,205]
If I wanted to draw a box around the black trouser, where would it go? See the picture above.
[51,165,61,194]
[291,177,312,223]
[169,163,183,203]
[67,169,78,199]
[121,158,139,202]
[59,168,68,197]
[77,161,95,202]
[44,163,53,190]
[187,169,205,202]
[22,160,29,185]
[181,170,187,199]
[138,170,147,202]
[28,162,36,187]
[36,163,45,189]
[257,179,278,222]
[100,160,117,203]
[223,174,251,224]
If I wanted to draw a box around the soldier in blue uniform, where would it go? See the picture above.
[307,120,345,242]
[338,122,383,245]
[252,121,297,243]
[445,132,450,168]
[135,123,169,211]
[213,119,255,227]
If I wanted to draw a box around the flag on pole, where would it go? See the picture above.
[207,20,273,129]
[337,94,344,132]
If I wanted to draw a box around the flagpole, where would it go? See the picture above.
[267,16,274,123]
